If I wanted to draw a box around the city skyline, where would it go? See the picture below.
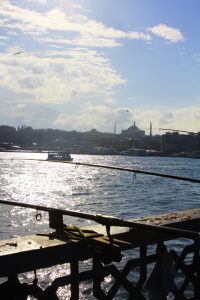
[0,0,200,134]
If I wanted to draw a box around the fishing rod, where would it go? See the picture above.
[64,161,200,184]
[0,199,199,240]
[23,158,200,184]
[25,159,200,183]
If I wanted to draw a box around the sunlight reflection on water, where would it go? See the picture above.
[0,152,199,298]
[1,151,200,234]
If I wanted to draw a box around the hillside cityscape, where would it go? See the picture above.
[0,122,200,158]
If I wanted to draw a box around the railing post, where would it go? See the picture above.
[49,211,64,230]
[70,260,79,300]
[193,237,200,298]
[136,245,147,290]
[93,258,106,299]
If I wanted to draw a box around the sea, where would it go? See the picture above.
[0,152,200,299]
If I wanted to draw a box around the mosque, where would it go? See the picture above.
[121,121,146,138]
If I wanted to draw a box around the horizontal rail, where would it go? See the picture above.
[0,199,200,240]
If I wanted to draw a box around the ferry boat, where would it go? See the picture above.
[47,151,73,161]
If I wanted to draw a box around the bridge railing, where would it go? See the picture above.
[0,200,200,299]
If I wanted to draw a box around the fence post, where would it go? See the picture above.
[193,237,200,298]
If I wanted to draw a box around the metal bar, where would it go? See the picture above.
[0,199,200,240]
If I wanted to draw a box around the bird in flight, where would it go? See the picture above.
[14,51,22,55]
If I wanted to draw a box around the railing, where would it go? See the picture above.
[0,200,200,299]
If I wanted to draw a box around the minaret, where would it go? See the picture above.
[114,121,116,134]
[150,122,152,137]
[149,122,152,152]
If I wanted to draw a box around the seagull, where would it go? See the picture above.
[14,51,22,55]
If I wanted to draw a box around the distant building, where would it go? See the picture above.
[161,132,200,154]
[121,121,145,139]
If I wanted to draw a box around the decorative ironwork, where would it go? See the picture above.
[0,239,199,299]
[1,201,200,299]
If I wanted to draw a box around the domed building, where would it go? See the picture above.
[121,121,145,139]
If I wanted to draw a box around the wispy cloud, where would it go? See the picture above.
[148,24,185,43]
[0,35,9,40]
[0,2,151,48]
[36,35,121,48]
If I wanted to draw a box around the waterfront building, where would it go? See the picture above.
[161,132,200,154]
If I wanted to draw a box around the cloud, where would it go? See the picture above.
[128,107,200,134]
[36,35,121,48]
[0,35,9,40]
[52,105,200,134]
[54,103,116,131]
[0,2,151,48]
[2,103,57,128]
[0,1,195,134]
[26,0,47,4]
[148,24,185,43]
[0,48,125,104]
[0,35,9,46]
[1,95,199,133]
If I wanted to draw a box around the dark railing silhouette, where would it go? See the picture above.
[0,200,200,299]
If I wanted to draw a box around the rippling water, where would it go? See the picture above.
[0,152,200,298]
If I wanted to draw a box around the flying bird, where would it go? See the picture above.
[14,51,22,55]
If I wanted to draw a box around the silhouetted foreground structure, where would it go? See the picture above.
[0,200,200,299]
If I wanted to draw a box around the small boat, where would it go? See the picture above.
[47,151,73,161]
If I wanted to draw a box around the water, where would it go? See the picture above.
[0,152,200,298]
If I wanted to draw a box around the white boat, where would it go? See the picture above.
[47,151,73,161]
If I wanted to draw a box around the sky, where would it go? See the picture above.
[0,0,200,134]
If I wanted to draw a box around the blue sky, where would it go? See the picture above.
[0,0,200,134]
